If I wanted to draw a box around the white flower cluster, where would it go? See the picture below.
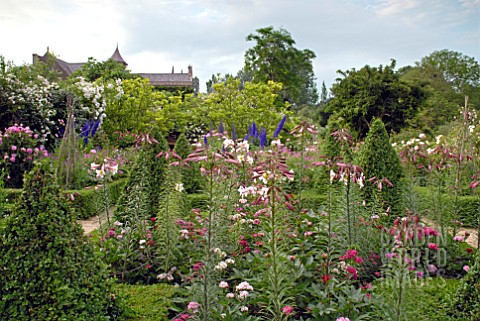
[1,72,59,141]
[214,257,235,271]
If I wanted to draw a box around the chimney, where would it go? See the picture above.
[32,53,40,64]
[172,66,174,74]
[188,65,193,77]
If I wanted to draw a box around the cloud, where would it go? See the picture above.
[0,0,477,92]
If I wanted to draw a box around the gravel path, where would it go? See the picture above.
[78,207,114,234]
[422,217,478,248]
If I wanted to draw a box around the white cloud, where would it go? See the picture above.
[0,0,478,92]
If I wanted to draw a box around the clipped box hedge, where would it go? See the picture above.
[65,178,126,219]
[414,186,480,227]
[115,283,176,321]
[2,178,126,220]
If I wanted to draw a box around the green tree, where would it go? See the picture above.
[244,26,318,108]
[327,60,424,138]
[356,118,404,216]
[196,77,291,137]
[70,57,137,82]
[399,50,479,132]
[0,160,118,320]
[418,49,480,97]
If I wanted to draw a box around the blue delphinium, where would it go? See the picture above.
[259,127,267,149]
[80,119,101,146]
[218,120,225,134]
[273,115,287,138]
[249,122,258,139]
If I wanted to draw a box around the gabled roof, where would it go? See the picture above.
[137,72,192,87]
[110,45,127,66]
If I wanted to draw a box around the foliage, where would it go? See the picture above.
[0,56,67,147]
[450,252,480,320]
[244,26,318,108]
[375,277,461,321]
[0,124,51,188]
[153,165,189,278]
[65,178,125,220]
[115,132,169,220]
[115,283,176,321]
[327,60,424,138]
[174,132,203,193]
[70,57,137,82]
[417,49,480,101]
[101,77,190,140]
[0,160,119,320]
[356,118,404,217]
[198,77,291,138]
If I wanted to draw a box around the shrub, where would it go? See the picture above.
[415,186,479,227]
[115,283,176,321]
[66,178,125,219]
[450,253,480,320]
[356,118,404,217]
[115,132,169,220]
[0,124,50,188]
[0,160,119,320]
[173,132,203,193]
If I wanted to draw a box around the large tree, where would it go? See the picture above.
[70,57,137,82]
[244,26,318,108]
[399,50,479,132]
[326,60,424,138]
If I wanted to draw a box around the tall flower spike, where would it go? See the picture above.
[203,135,208,146]
[218,120,224,134]
[273,115,287,138]
[259,127,267,149]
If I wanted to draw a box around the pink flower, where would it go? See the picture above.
[428,264,437,274]
[453,235,464,242]
[187,301,200,313]
[11,145,17,151]
[304,231,313,236]
[345,249,358,259]
[336,318,350,321]
[354,256,364,264]
[463,265,470,272]
[428,243,439,250]
[282,305,294,315]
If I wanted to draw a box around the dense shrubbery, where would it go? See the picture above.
[0,160,120,320]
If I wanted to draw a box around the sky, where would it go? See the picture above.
[1,0,479,93]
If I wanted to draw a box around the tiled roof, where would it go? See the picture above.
[33,47,193,88]
[137,73,192,87]
[110,46,127,66]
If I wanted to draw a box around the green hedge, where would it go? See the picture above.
[115,283,176,321]
[415,186,480,227]
[3,179,126,220]
[300,189,328,212]
[187,193,209,210]
[66,178,126,219]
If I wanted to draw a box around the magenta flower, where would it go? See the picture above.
[345,249,358,259]
[428,243,439,250]
[11,145,17,151]
[282,305,294,315]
